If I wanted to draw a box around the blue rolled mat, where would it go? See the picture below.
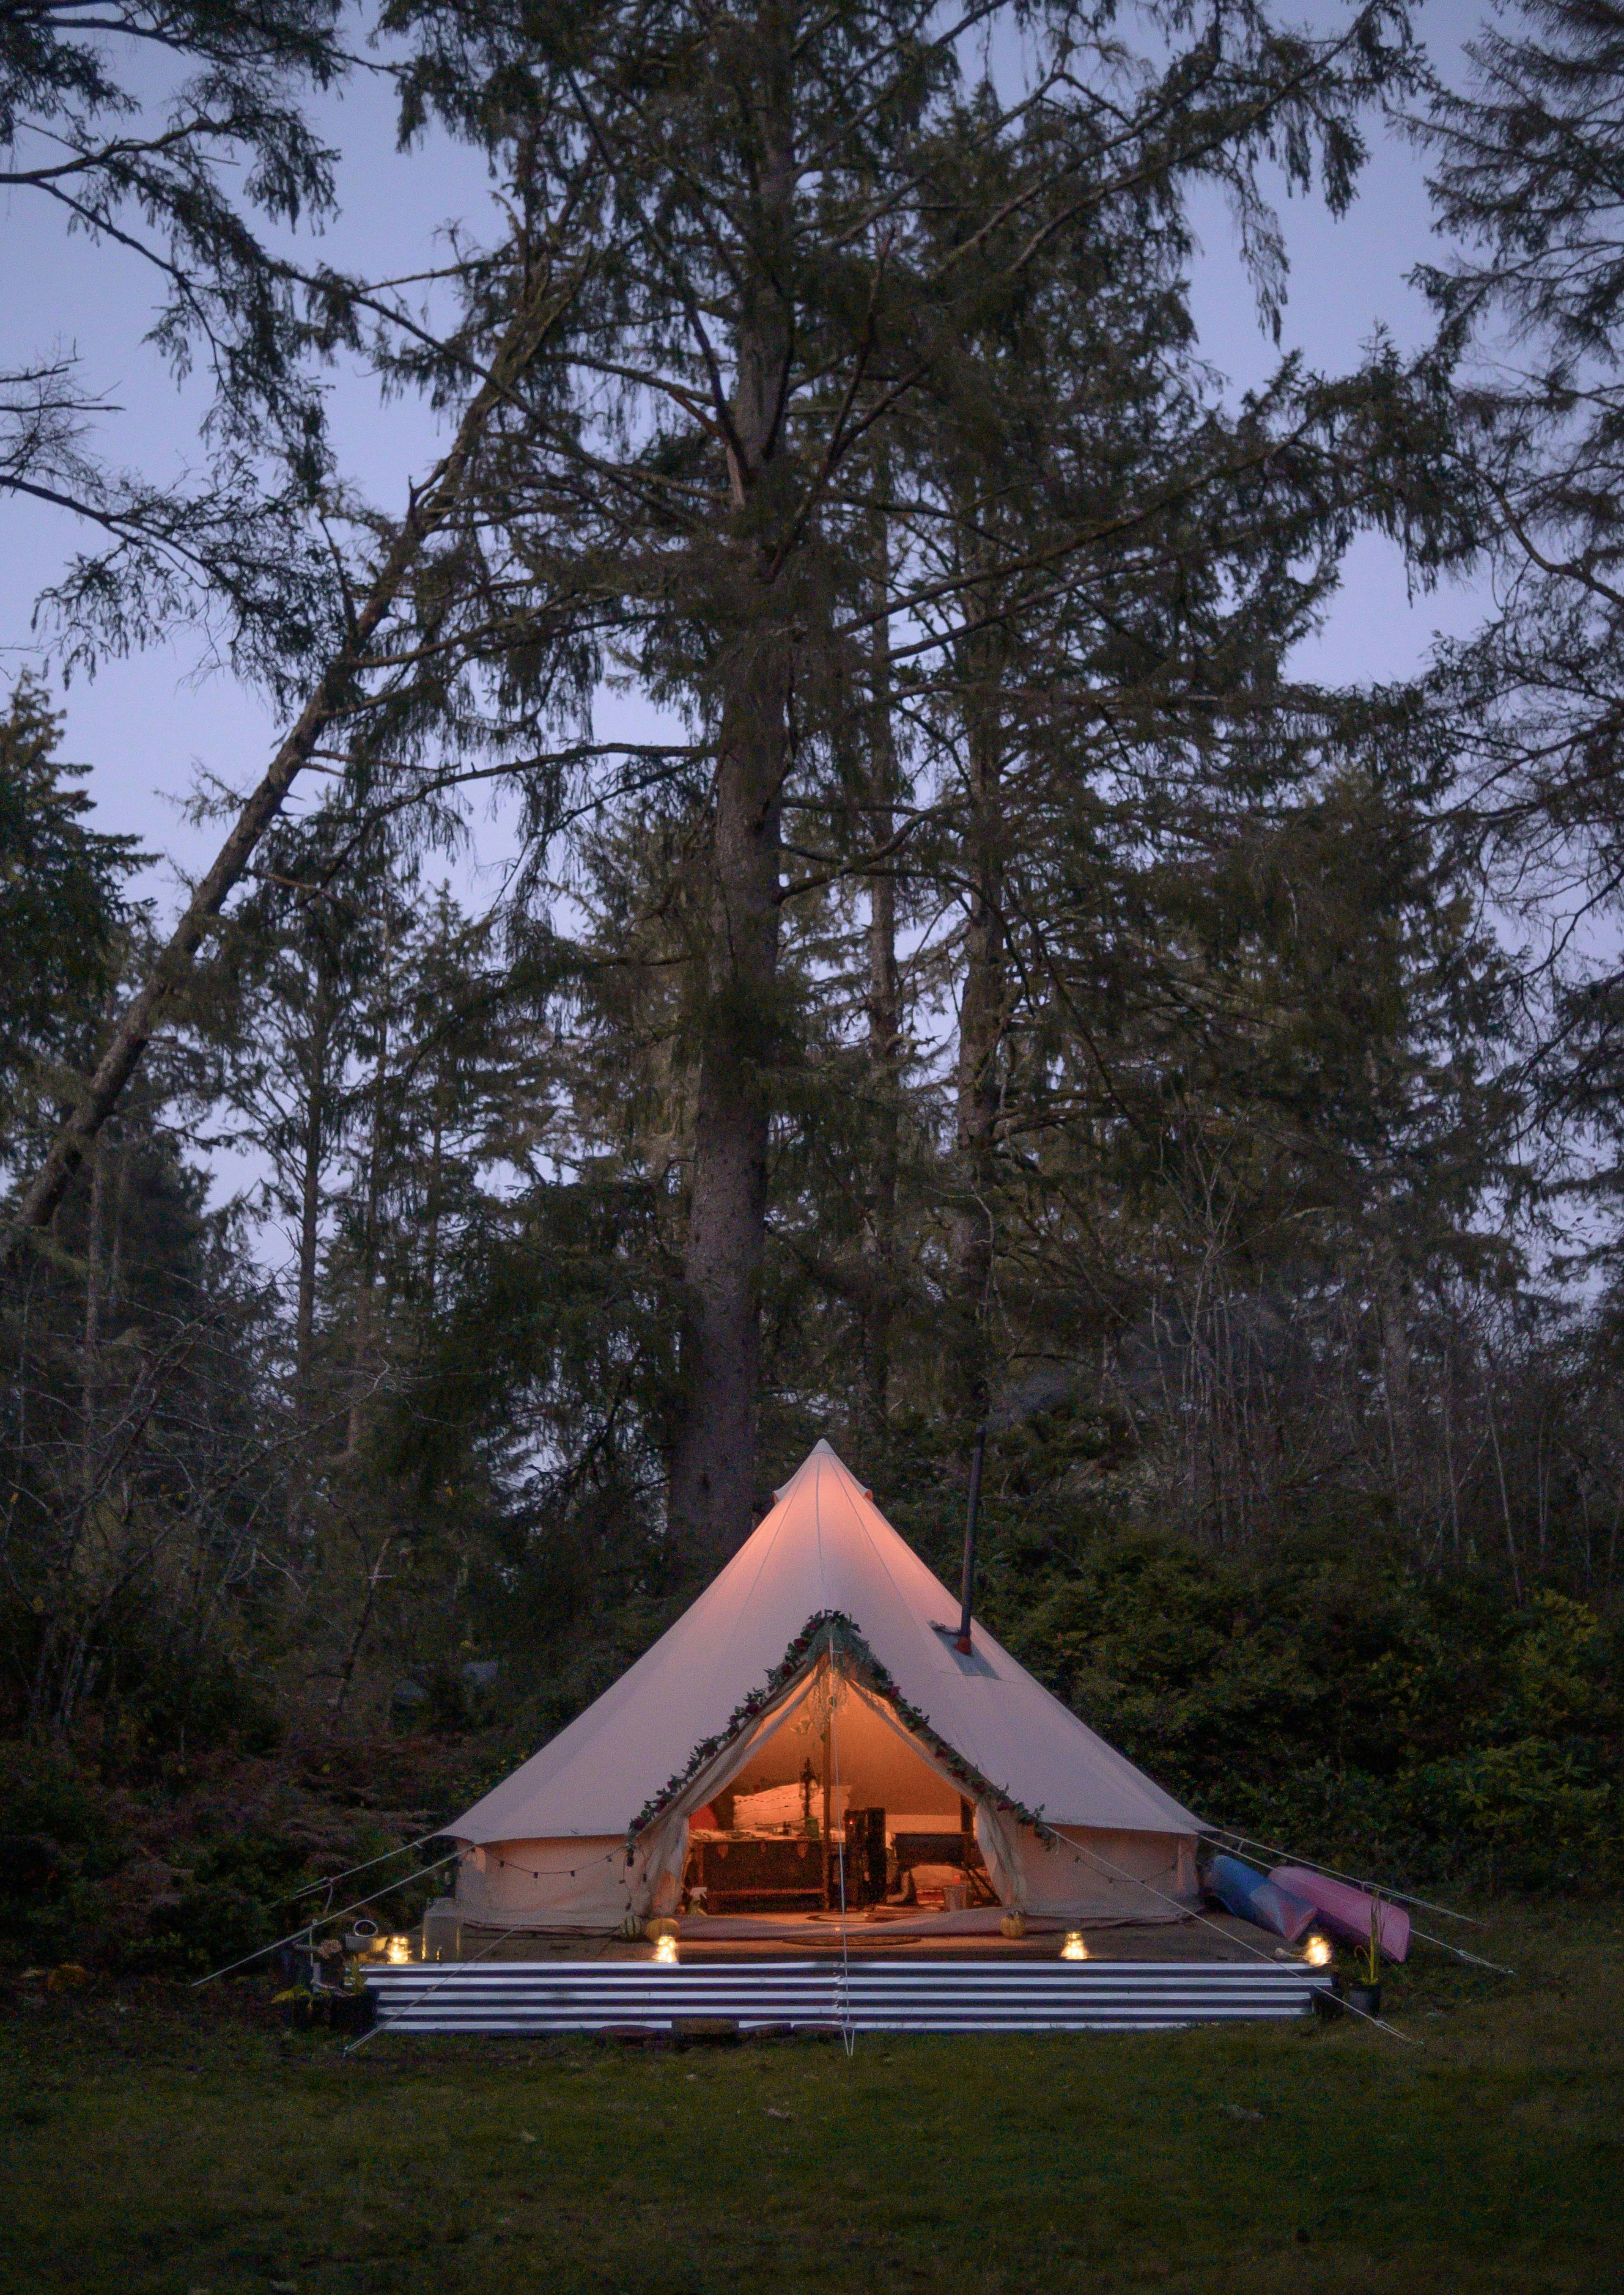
[1205,1852,1318,1943]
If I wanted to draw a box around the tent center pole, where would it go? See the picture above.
[821,1650,834,1912]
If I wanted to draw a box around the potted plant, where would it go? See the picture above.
[1345,1895,1383,2020]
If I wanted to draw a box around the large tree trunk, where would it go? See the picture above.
[82,1124,129,1499]
[422,1089,446,1328]
[863,514,901,1427]
[1373,1207,1416,1526]
[347,929,392,1457]
[667,42,794,1561]
[866,861,900,1422]
[667,643,789,1558]
[81,1130,110,1498]
[294,1001,332,1402]
[949,701,1004,1426]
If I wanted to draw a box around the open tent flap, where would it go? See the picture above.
[632,1654,845,1915]
[459,1655,848,1929]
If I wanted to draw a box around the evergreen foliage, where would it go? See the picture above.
[7,3,1624,1965]
[0,678,142,1144]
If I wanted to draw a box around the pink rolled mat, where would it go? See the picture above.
[1271,1866,1411,1962]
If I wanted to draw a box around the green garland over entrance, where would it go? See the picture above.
[626,1609,1056,1849]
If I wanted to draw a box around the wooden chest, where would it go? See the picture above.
[686,1834,823,1911]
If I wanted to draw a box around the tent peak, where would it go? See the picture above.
[774,1436,854,1497]
[448,1434,1206,1854]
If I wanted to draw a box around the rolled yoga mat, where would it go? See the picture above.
[1204,1853,1317,1943]
[1270,1866,1411,1962]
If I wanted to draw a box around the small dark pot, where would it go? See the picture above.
[1345,1982,1382,2020]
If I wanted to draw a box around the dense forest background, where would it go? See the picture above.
[3,0,1621,1969]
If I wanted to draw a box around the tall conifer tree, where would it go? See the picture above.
[390,0,1418,1554]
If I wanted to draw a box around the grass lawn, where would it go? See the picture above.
[2,1899,1619,2295]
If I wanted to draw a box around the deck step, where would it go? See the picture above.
[364,1958,1332,2034]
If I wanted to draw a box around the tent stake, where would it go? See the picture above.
[956,1424,987,1653]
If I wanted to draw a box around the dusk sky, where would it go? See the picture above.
[2,0,1491,918]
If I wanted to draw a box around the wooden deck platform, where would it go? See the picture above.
[365,1931,1332,2036]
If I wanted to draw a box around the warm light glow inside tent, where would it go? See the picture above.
[447,1442,1202,1935]
[682,1653,997,1916]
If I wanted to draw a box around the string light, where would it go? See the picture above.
[489,1846,625,1881]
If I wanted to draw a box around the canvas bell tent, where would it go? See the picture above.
[448,1442,1202,1933]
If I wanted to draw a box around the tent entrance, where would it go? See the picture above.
[679,1655,997,1916]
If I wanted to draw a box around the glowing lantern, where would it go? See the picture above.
[1060,1932,1089,1961]
[1305,1933,1333,1968]
[654,1934,679,1965]
[385,1935,412,1965]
